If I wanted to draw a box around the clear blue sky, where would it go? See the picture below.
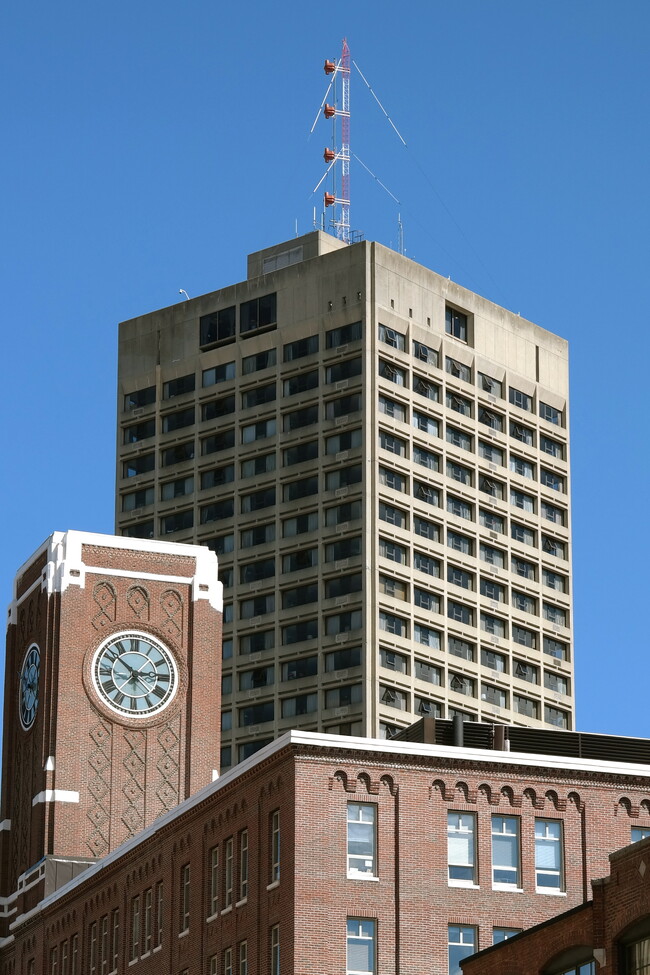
[1,0,648,737]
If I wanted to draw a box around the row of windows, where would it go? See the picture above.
[379,318,564,426]
[379,499,567,561]
[231,683,363,728]
[199,293,277,346]
[381,681,569,727]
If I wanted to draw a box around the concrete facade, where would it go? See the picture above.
[116,231,572,769]
[1,731,649,974]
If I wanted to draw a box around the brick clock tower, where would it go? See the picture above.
[0,530,222,923]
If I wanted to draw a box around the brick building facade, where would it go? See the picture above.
[0,531,223,937]
[1,728,649,974]
[461,834,650,974]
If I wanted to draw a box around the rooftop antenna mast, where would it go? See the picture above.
[322,39,351,243]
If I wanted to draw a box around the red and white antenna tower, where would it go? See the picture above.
[322,39,351,243]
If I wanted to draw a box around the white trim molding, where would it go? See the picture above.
[32,790,79,806]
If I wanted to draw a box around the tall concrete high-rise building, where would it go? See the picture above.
[116,231,572,771]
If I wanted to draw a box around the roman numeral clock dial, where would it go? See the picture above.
[91,632,178,719]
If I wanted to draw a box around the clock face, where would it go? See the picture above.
[20,644,40,730]
[91,632,178,719]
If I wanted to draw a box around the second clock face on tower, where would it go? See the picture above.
[20,643,40,731]
[91,632,178,719]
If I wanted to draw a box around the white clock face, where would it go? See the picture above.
[91,632,178,718]
[20,643,40,730]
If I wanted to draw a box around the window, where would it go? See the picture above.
[478,372,502,396]
[179,864,190,933]
[511,522,536,547]
[282,621,318,645]
[413,376,439,401]
[243,348,276,375]
[327,465,362,491]
[326,537,361,562]
[542,500,565,525]
[412,410,439,437]
[380,466,406,492]
[479,477,504,500]
[481,613,506,638]
[239,666,274,691]
[378,323,405,350]
[541,434,564,458]
[283,511,318,536]
[240,594,275,619]
[124,419,155,444]
[202,394,236,420]
[510,454,535,479]
[415,660,442,685]
[480,578,506,602]
[281,654,317,679]
[238,831,248,901]
[378,359,407,386]
[326,429,363,455]
[326,611,362,636]
[446,356,471,382]
[240,293,276,334]
[201,430,234,456]
[414,515,439,541]
[326,321,362,348]
[414,623,441,648]
[124,385,155,410]
[535,819,563,889]
[514,659,538,683]
[447,813,475,884]
[270,925,280,975]
[544,636,568,660]
[379,430,407,457]
[448,565,473,589]
[448,461,472,485]
[446,425,473,451]
[122,486,154,511]
[541,468,565,492]
[162,406,195,433]
[163,374,195,399]
[446,391,472,417]
[413,551,439,576]
[347,803,376,876]
[543,535,566,559]
[478,440,503,465]
[203,361,235,386]
[511,557,535,580]
[122,519,154,540]
[241,452,276,479]
[413,587,438,612]
[325,392,362,418]
[632,827,650,843]
[155,882,163,947]
[480,543,505,567]
[493,928,522,944]
[327,357,363,383]
[448,530,473,555]
[346,919,375,975]
[379,502,407,529]
[379,648,408,672]
[513,625,536,648]
[510,488,535,513]
[239,699,274,726]
[379,611,408,638]
[282,583,318,609]
[449,671,475,696]
[325,683,362,708]
[123,452,155,478]
[449,637,475,661]
[284,547,319,572]
[413,340,438,365]
[540,401,562,425]
[284,475,319,501]
[224,947,233,975]
[239,940,248,975]
[240,522,274,548]
[414,482,439,507]
[514,694,538,718]
[284,404,319,430]
[491,816,520,886]
[445,306,468,342]
[240,630,275,655]
[90,922,98,974]
[545,705,569,729]
[130,896,140,961]
[512,590,537,614]
[161,509,193,534]
[241,418,276,443]
[481,648,507,672]
[379,394,407,422]
[509,386,532,411]
[380,575,408,601]
[447,495,473,520]
[479,408,503,431]
[201,499,234,524]
[325,646,361,670]
[284,334,318,361]
[208,847,219,917]
[543,569,566,592]
[448,925,476,975]
[284,440,318,466]
[200,306,236,345]
[270,810,280,883]
[544,602,567,626]
[510,420,534,445]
